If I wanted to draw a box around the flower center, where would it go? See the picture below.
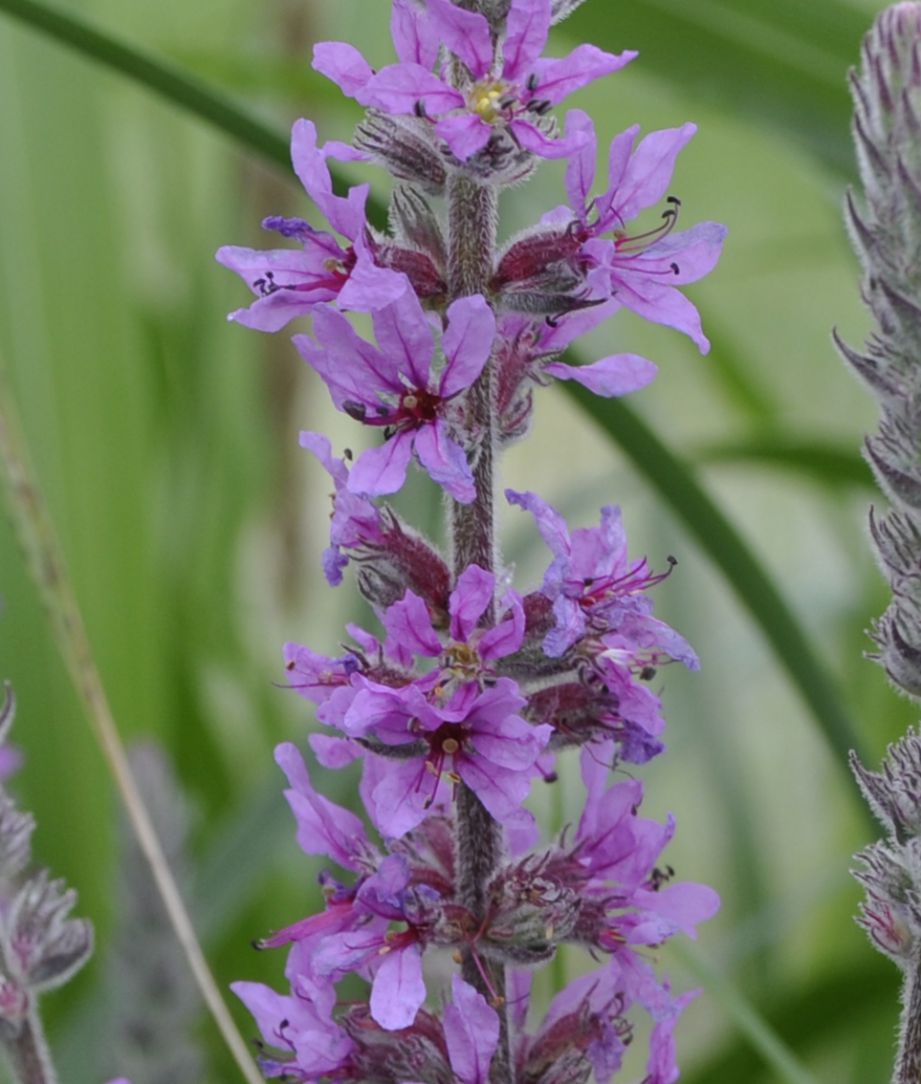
[400,387,441,423]
[469,80,510,123]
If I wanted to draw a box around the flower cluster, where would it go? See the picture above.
[219,0,724,1080]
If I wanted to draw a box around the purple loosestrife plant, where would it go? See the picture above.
[839,5,921,1083]
[219,1,725,1080]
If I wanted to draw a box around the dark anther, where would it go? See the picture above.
[526,72,540,93]
[544,771,559,784]
[670,262,680,275]
[667,195,681,207]
[528,98,552,115]
[253,270,279,297]
[344,401,368,422]
[414,99,428,118]
[667,555,678,567]
[545,314,561,328]
[344,447,354,461]
[640,666,657,682]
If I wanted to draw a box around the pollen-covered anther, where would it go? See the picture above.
[470,81,509,123]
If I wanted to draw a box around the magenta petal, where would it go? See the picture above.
[370,758,439,837]
[449,564,496,642]
[470,712,551,771]
[545,354,658,397]
[457,756,533,821]
[434,113,493,161]
[615,277,710,353]
[383,591,442,663]
[616,124,697,223]
[391,0,438,68]
[348,432,415,497]
[275,742,368,869]
[413,421,476,502]
[510,116,586,159]
[503,0,551,80]
[428,0,493,78]
[478,592,525,660]
[299,430,349,487]
[444,976,500,1084]
[440,295,495,397]
[358,63,464,115]
[563,109,597,216]
[531,45,637,105]
[505,489,571,560]
[312,41,374,99]
[231,982,297,1047]
[643,221,728,284]
[337,253,409,312]
[309,733,361,769]
[371,290,434,388]
[370,945,426,1030]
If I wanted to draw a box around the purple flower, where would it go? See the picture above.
[443,975,500,1084]
[497,303,657,404]
[547,109,726,351]
[232,976,355,1080]
[381,564,524,671]
[295,291,495,502]
[506,488,697,668]
[313,0,635,162]
[344,677,552,837]
[216,120,409,330]
[299,432,451,613]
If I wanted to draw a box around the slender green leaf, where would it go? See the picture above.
[0,0,289,170]
[670,941,819,1084]
[696,436,873,489]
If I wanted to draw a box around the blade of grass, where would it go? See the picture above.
[695,436,872,490]
[0,0,289,170]
[669,940,819,1084]
[0,364,262,1084]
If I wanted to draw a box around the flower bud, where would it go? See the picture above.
[356,112,447,194]
[851,730,921,841]
[5,870,93,993]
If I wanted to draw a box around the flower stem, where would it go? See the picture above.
[3,1008,58,1084]
[896,954,921,1084]
[446,171,510,1081]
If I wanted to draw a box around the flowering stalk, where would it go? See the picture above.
[838,5,921,1083]
[0,685,93,1084]
[219,2,725,1081]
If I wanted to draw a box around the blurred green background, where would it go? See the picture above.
[0,0,910,1080]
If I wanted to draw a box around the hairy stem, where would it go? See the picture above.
[446,171,510,1080]
[896,955,921,1084]
[4,1009,58,1084]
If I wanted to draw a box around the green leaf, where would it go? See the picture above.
[695,436,873,490]
[0,0,289,170]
